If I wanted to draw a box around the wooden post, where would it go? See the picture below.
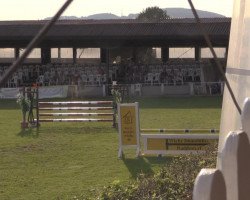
[36,87,40,127]
[112,101,116,128]
[20,87,29,129]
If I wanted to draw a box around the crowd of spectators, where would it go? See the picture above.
[115,61,202,85]
[0,61,203,88]
[0,64,106,88]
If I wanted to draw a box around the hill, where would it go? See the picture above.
[166,8,225,18]
[45,7,225,20]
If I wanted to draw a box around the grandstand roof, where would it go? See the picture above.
[0,18,231,48]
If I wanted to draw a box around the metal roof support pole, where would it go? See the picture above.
[106,48,110,84]
[58,48,61,59]
[195,46,201,61]
[14,48,20,60]
[132,47,138,64]
[161,47,169,63]
[41,47,51,65]
[73,47,77,64]
[100,48,107,63]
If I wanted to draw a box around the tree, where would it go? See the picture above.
[132,7,169,65]
[137,6,170,22]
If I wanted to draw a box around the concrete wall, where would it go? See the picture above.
[77,85,104,98]
[163,85,190,95]
[133,84,191,96]
[76,84,192,98]
[141,86,162,96]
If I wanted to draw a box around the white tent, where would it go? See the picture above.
[220,0,250,150]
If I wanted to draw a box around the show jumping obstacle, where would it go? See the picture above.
[36,100,115,126]
[20,86,39,128]
[139,129,219,155]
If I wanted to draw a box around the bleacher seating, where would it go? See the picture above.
[0,60,204,88]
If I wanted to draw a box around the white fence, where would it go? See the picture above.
[0,82,224,99]
[0,86,68,99]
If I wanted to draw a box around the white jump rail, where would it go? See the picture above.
[39,118,113,122]
[36,100,115,126]
[38,101,113,106]
[39,112,114,116]
[39,107,113,111]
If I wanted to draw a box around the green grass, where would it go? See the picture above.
[138,96,222,129]
[0,96,222,199]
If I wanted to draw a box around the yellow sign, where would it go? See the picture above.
[166,139,214,145]
[147,138,217,151]
[120,106,137,145]
[147,138,166,150]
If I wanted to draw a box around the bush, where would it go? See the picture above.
[16,93,31,115]
[94,143,217,200]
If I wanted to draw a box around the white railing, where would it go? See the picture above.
[193,98,250,200]
[0,82,224,99]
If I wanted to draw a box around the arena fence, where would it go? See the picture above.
[36,100,116,126]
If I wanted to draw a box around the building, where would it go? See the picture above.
[0,18,230,97]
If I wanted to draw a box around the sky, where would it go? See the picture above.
[1,0,234,20]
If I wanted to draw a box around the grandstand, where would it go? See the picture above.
[0,18,230,97]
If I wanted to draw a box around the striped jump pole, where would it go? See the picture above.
[39,101,113,107]
[140,129,219,133]
[21,86,39,128]
[37,100,115,126]
[39,107,113,111]
[39,112,114,117]
[37,118,113,122]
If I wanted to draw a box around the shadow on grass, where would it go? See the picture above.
[144,156,173,165]
[17,128,40,138]
[122,156,171,178]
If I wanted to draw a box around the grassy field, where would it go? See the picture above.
[0,96,222,199]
